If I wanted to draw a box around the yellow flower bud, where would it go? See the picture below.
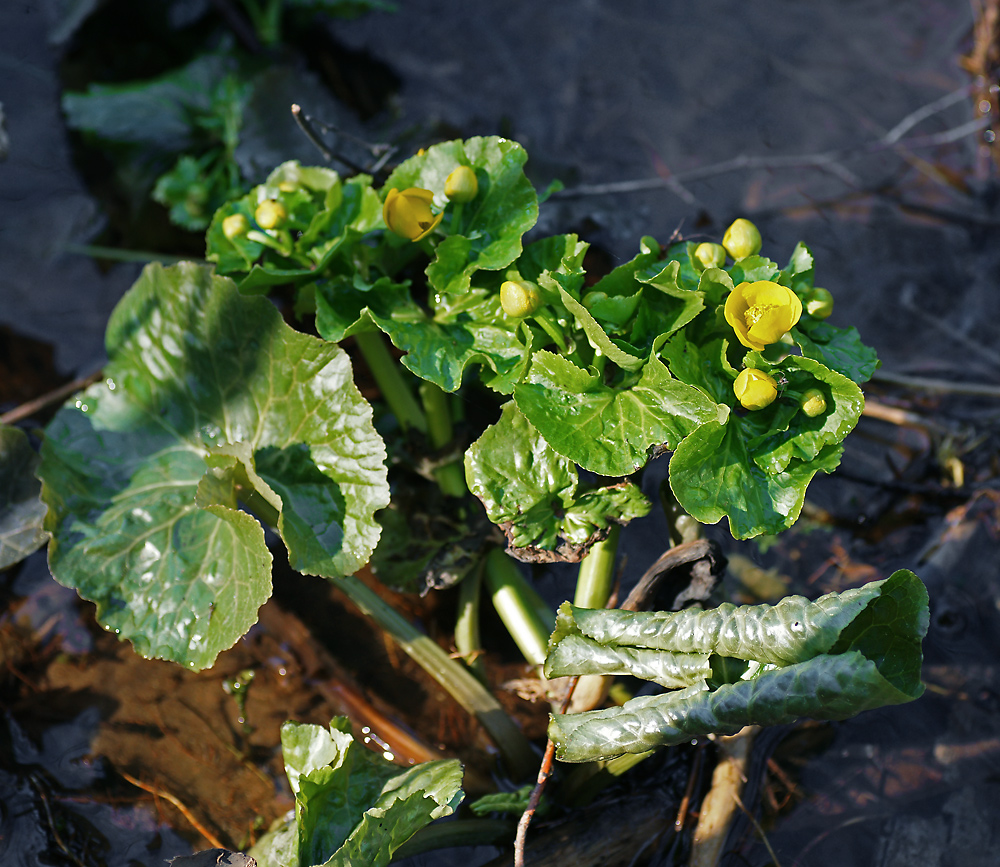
[382,187,443,241]
[255,199,288,230]
[694,242,727,269]
[277,181,298,193]
[444,165,478,203]
[734,368,778,411]
[500,280,542,318]
[722,218,762,260]
[805,286,834,319]
[222,213,250,240]
[800,387,827,417]
[724,280,803,351]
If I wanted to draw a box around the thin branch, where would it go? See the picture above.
[291,103,336,163]
[883,84,975,144]
[732,790,783,867]
[871,369,1000,399]
[514,676,579,867]
[121,771,227,849]
[1,369,103,426]
[552,107,988,200]
[290,104,396,175]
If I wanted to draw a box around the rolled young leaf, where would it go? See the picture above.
[547,570,928,762]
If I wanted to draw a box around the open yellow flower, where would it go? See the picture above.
[734,368,778,411]
[724,280,802,351]
[382,188,443,241]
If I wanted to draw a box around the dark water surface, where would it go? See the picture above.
[3,1,1000,865]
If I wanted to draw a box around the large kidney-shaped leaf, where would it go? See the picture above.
[514,351,722,477]
[38,262,389,669]
[668,415,843,540]
[251,718,463,867]
[0,424,48,569]
[547,569,928,761]
[383,137,539,295]
[465,403,650,555]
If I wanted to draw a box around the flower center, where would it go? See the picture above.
[745,304,776,328]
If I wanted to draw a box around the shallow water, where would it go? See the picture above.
[3,0,1000,864]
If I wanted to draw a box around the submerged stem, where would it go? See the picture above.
[333,573,537,781]
[354,330,428,434]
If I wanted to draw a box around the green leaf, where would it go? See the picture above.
[251,718,463,867]
[514,351,722,477]
[38,263,388,669]
[63,53,249,152]
[793,320,881,384]
[464,403,650,552]
[668,416,843,539]
[154,148,248,231]
[0,424,48,569]
[315,275,410,343]
[741,355,865,474]
[557,287,644,371]
[547,570,928,762]
[383,137,539,295]
[728,255,780,285]
[369,289,532,394]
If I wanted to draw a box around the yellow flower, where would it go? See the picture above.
[222,213,250,240]
[255,199,288,230]
[693,242,726,270]
[800,387,827,417]
[722,218,762,260]
[724,280,803,351]
[382,188,443,241]
[444,166,478,202]
[500,280,542,317]
[734,368,778,411]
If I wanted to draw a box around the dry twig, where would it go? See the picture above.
[121,771,227,849]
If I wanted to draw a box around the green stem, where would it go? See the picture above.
[449,202,464,233]
[419,381,466,497]
[354,330,428,434]
[531,308,569,354]
[484,548,554,668]
[455,563,486,679]
[573,525,620,609]
[334,573,537,781]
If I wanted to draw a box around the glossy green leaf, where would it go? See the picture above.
[793,319,881,384]
[668,416,843,539]
[547,570,928,761]
[740,354,865,474]
[383,137,539,295]
[369,289,531,394]
[557,287,644,371]
[0,424,48,569]
[38,263,388,668]
[465,403,650,552]
[514,351,722,477]
[251,718,463,867]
